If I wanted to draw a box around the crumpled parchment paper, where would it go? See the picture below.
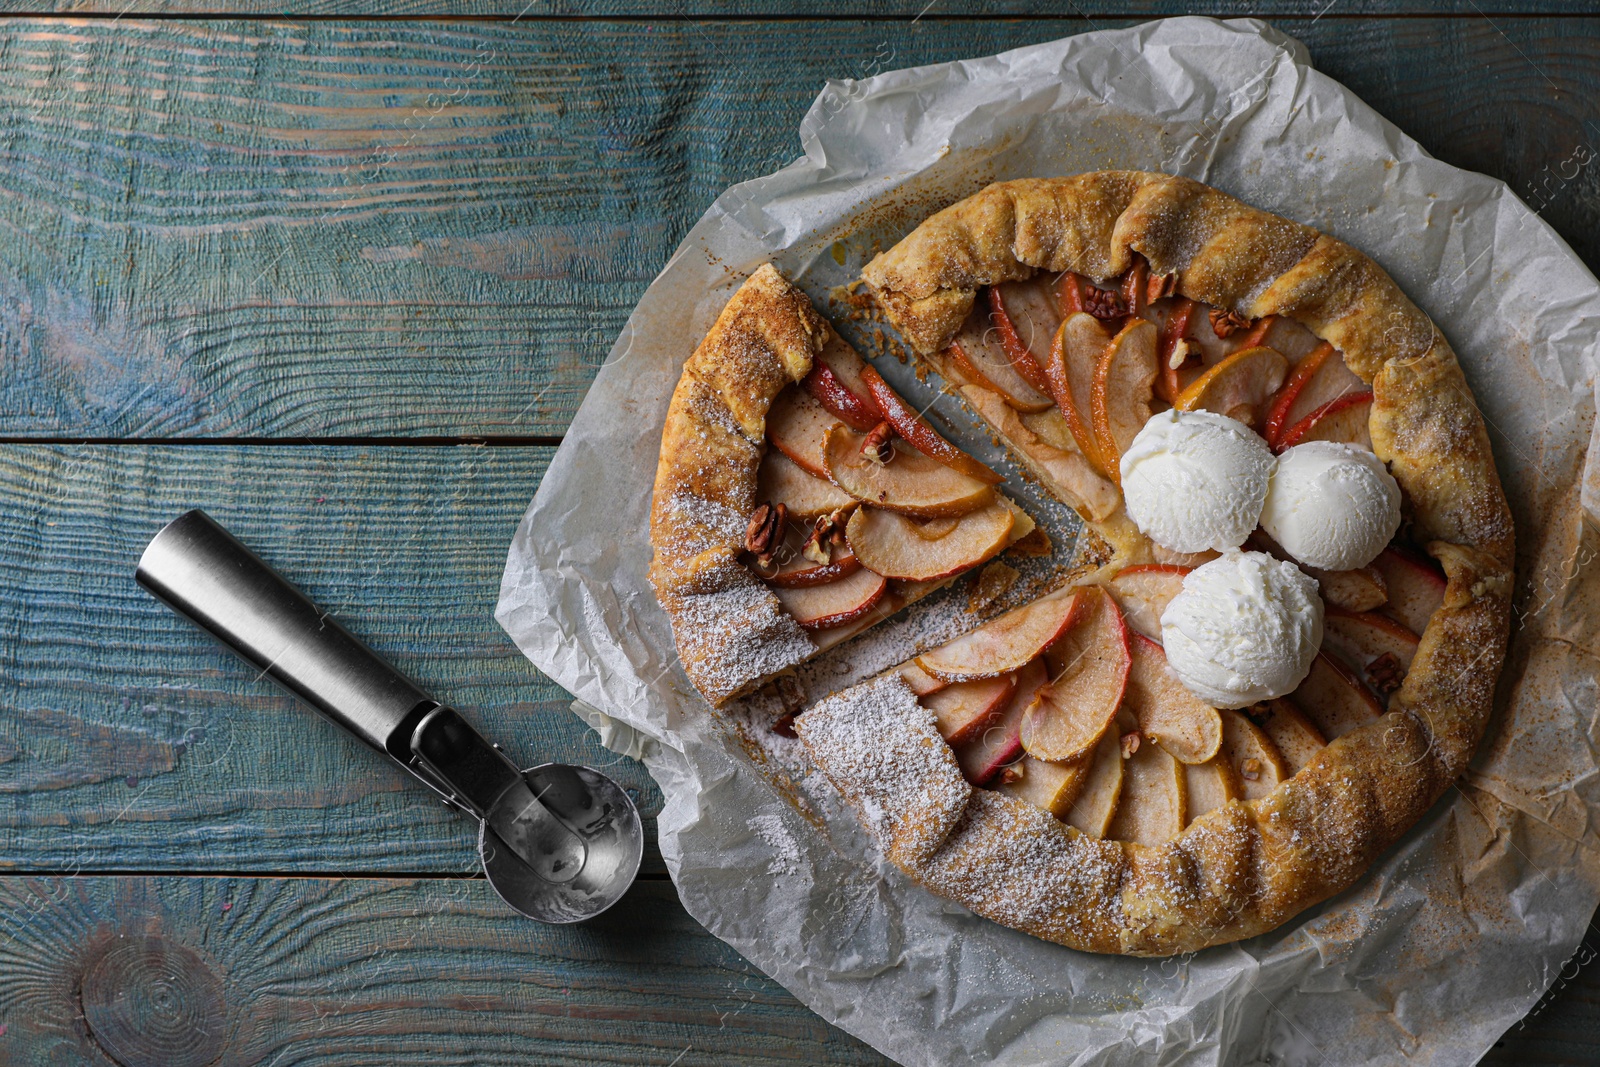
[497,17,1600,1065]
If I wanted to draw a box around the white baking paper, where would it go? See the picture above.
[497,17,1600,1065]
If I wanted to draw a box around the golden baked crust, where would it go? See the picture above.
[795,172,1515,955]
[649,264,829,706]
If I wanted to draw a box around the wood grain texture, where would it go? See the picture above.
[0,442,668,873]
[0,17,1597,438]
[0,874,892,1065]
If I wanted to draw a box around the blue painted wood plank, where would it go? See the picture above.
[0,442,669,874]
[0,874,894,1065]
[0,17,1595,438]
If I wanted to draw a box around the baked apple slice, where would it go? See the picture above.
[1256,699,1326,775]
[1219,708,1287,801]
[962,387,1119,523]
[858,366,1003,485]
[989,277,1062,389]
[1312,563,1388,612]
[996,753,1090,819]
[1106,563,1189,641]
[947,318,1054,412]
[1065,719,1126,837]
[1235,315,1326,364]
[814,333,880,413]
[802,361,883,432]
[1277,391,1374,451]
[1154,297,1199,403]
[1323,607,1419,698]
[1123,633,1224,764]
[769,550,860,589]
[1173,345,1287,430]
[1371,545,1447,636]
[1091,318,1159,473]
[1183,757,1241,825]
[925,673,1019,746]
[915,588,1081,682]
[824,425,996,518]
[1106,737,1186,846]
[772,566,887,630]
[1020,586,1131,762]
[898,660,948,697]
[767,387,838,477]
[1047,313,1114,476]
[1263,343,1367,446]
[952,658,1047,785]
[757,449,855,521]
[845,500,1014,582]
[1290,651,1383,740]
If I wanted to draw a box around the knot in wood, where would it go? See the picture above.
[81,936,227,1067]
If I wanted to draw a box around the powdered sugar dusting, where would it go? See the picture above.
[797,675,971,868]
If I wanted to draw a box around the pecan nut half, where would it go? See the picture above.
[1367,652,1406,697]
[1083,285,1128,321]
[745,501,787,569]
[1209,307,1250,338]
[861,421,895,465]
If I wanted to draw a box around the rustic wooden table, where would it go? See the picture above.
[2,4,1597,1063]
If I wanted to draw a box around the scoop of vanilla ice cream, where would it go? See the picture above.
[1260,441,1401,570]
[1120,409,1276,553]
[1160,550,1323,708]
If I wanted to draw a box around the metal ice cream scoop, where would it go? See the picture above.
[135,509,642,923]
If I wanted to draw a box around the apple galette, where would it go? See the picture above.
[790,172,1514,955]
[649,264,1038,705]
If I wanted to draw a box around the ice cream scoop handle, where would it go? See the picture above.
[135,508,436,757]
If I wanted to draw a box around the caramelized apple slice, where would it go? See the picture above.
[1107,738,1185,846]
[769,549,861,588]
[757,449,855,521]
[925,673,1019,745]
[1154,297,1199,403]
[1262,341,1333,447]
[990,277,1063,389]
[1173,345,1288,430]
[772,566,887,630]
[1257,699,1326,775]
[1020,587,1131,762]
[1219,708,1287,801]
[1291,651,1383,739]
[996,753,1090,819]
[1065,722,1125,837]
[916,589,1081,682]
[824,425,996,518]
[1372,545,1447,636]
[814,333,878,410]
[1312,564,1388,612]
[1278,391,1374,451]
[1124,633,1224,764]
[767,387,838,477]
[1183,757,1241,825]
[952,658,1048,784]
[947,311,1053,412]
[846,501,1013,582]
[898,661,948,697]
[858,366,1003,485]
[963,387,1119,522]
[1323,608,1419,697]
[1265,344,1367,445]
[1091,318,1159,473]
[1106,564,1189,641]
[803,361,882,432]
[1046,313,1114,476]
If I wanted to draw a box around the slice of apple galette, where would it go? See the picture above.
[788,173,1516,955]
[649,264,1039,706]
